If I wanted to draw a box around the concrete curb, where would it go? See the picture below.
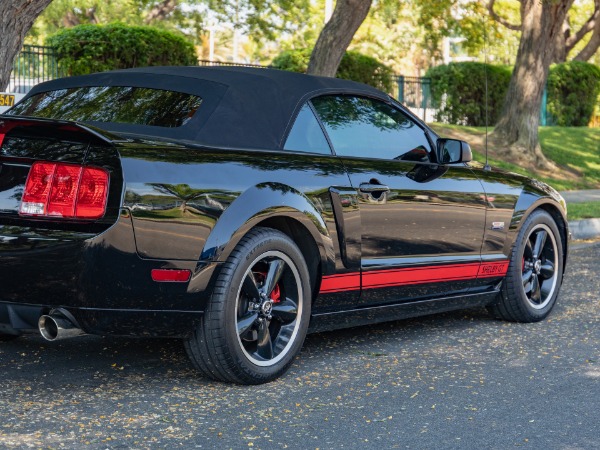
[569,218,600,240]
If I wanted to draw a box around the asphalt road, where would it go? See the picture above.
[1,241,599,450]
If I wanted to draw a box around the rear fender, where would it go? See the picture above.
[200,182,333,272]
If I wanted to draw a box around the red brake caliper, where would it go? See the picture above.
[255,272,281,303]
[271,283,281,303]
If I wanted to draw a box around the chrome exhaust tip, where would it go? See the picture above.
[38,310,85,341]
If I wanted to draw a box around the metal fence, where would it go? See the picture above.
[9,45,64,93]
[396,76,435,122]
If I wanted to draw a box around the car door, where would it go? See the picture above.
[311,95,488,307]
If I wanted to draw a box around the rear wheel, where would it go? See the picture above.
[488,210,564,322]
[185,227,311,384]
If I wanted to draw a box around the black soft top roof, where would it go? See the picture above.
[24,66,389,150]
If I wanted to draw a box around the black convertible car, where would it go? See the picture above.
[0,66,568,384]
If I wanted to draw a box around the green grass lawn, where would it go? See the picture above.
[430,124,600,191]
[566,202,600,220]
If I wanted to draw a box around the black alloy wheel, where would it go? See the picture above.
[235,250,303,367]
[521,223,560,310]
[185,227,311,384]
[488,209,564,322]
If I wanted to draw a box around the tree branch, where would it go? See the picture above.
[573,16,600,60]
[566,0,600,52]
[144,0,178,25]
[487,0,521,31]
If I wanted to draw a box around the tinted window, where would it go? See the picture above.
[311,95,430,161]
[8,86,203,128]
[283,103,331,154]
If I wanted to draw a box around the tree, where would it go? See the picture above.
[307,0,372,77]
[490,0,600,64]
[0,0,53,91]
[489,0,571,168]
[31,0,207,42]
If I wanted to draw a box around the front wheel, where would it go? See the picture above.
[488,210,564,322]
[185,227,311,384]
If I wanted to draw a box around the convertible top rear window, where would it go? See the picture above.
[7,86,203,128]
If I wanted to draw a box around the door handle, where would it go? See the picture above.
[359,183,390,193]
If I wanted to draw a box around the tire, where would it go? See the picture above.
[488,209,564,322]
[185,227,311,384]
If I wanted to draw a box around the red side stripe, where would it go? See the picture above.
[320,273,360,293]
[320,260,509,294]
[363,263,480,289]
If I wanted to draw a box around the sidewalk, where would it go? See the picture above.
[559,190,600,240]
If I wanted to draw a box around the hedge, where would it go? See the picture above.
[547,61,600,126]
[426,62,512,126]
[46,23,197,76]
[271,48,394,93]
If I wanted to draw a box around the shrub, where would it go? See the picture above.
[271,48,312,74]
[547,61,600,126]
[46,23,197,76]
[271,49,394,93]
[426,62,511,126]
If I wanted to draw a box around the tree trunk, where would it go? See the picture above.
[0,0,53,92]
[307,0,372,77]
[492,0,573,169]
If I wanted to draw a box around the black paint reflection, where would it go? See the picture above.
[8,86,202,128]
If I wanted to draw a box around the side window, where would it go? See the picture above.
[311,95,431,162]
[283,103,332,154]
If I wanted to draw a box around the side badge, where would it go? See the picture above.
[491,221,505,231]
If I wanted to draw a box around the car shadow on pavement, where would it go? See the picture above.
[1,307,499,386]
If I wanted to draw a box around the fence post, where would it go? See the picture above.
[397,75,405,103]
[421,78,431,122]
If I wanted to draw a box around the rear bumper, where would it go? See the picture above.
[0,211,218,337]
[0,302,204,338]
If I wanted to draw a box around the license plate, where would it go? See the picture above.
[0,94,15,108]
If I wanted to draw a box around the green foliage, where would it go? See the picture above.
[271,48,312,73]
[426,62,511,126]
[271,48,394,93]
[30,0,207,44]
[337,51,395,94]
[46,23,197,76]
[547,61,600,127]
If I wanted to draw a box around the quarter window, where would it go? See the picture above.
[311,95,431,162]
[283,103,331,154]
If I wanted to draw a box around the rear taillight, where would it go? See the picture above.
[20,162,109,219]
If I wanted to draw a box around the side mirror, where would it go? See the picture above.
[436,138,472,164]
